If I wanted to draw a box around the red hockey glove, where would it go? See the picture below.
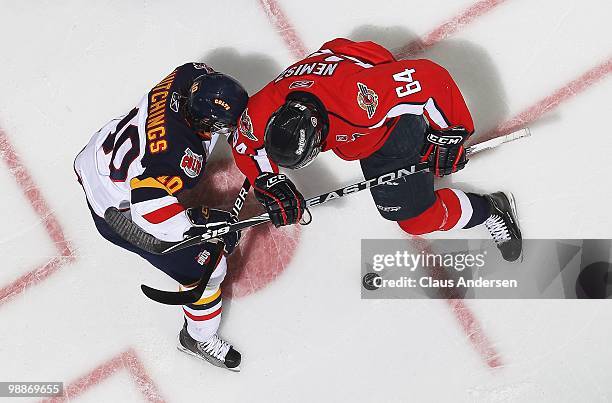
[420,126,470,177]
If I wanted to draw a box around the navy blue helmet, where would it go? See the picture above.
[186,73,248,136]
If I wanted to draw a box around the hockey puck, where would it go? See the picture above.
[362,272,381,291]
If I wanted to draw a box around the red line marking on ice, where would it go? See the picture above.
[0,129,74,257]
[447,299,502,367]
[0,256,68,304]
[257,0,307,59]
[41,348,165,403]
[0,128,75,307]
[411,237,502,368]
[390,3,611,143]
[396,0,508,58]
[483,56,612,140]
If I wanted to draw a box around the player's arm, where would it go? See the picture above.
[173,62,217,91]
[230,89,281,183]
[231,94,305,227]
[410,60,474,177]
[382,59,474,132]
[232,139,304,227]
[127,65,209,242]
[231,133,279,183]
[129,173,192,242]
[369,59,475,176]
[129,173,240,252]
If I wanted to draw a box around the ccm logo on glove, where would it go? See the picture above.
[266,173,287,187]
[426,133,464,146]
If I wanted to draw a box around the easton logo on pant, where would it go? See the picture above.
[180,148,203,178]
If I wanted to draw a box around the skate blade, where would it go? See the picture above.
[177,344,241,372]
[504,192,524,263]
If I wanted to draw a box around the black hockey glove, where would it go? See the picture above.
[254,172,305,227]
[420,126,471,177]
[185,207,241,255]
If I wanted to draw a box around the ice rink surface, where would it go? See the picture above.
[1,0,611,402]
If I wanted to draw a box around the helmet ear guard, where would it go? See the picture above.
[264,100,326,169]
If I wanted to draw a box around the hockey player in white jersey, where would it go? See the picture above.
[74,63,248,371]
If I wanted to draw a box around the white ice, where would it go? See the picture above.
[1,1,611,402]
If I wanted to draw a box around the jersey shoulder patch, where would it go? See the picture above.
[238,108,257,141]
[179,147,204,178]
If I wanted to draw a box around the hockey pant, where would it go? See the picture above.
[86,202,227,342]
[359,114,490,234]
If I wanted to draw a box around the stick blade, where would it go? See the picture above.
[140,284,200,305]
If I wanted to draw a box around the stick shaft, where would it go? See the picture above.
[163,128,531,254]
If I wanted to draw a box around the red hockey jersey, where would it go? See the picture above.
[231,38,474,182]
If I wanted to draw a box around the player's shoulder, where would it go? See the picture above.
[148,62,215,97]
[320,37,396,64]
[233,88,281,155]
[249,81,281,106]
[142,116,206,182]
[405,59,452,78]
[154,117,204,163]
[354,58,452,89]
[243,84,282,130]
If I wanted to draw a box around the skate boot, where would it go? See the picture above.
[484,192,522,262]
[178,321,241,372]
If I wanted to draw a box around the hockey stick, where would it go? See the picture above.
[104,128,530,257]
[138,178,251,305]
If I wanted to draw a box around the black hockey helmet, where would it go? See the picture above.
[186,73,248,136]
[264,95,328,169]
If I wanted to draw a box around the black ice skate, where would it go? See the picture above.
[484,192,522,262]
[178,321,241,372]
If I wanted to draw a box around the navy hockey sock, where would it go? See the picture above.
[463,193,491,229]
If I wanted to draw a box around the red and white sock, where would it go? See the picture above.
[398,188,475,235]
[181,257,227,342]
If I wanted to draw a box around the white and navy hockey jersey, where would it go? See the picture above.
[74,63,221,242]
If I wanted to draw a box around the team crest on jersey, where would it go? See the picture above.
[180,148,203,178]
[170,92,180,113]
[357,82,378,119]
[238,108,257,141]
[289,80,315,89]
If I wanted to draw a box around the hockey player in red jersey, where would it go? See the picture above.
[231,38,521,261]
[74,63,248,371]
